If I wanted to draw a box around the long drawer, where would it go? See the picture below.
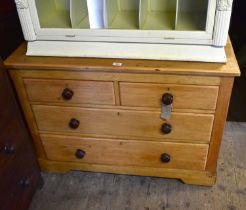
[41,134,209,170]
[120,82,219,110]
[33,105,214,142]
[24,79,116,105]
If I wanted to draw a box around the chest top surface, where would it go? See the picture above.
[4,40,240,77]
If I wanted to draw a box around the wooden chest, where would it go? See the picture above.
[0,60,42,210]
[4,41,240,186]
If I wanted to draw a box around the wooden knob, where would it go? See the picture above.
[69,118,80,129]
[3,145,16,154]
[162,93,173,105]
[161,153,171,163]
[161,123,172,134]
[75,149,86,159]
[62,88,74,100]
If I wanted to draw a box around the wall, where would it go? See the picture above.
[0,0,24,60]
[228,0,246,121]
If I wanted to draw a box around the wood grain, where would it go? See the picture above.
[120,82,219,110]
[32,105,214,142]
[206,77,234,172]
[113,81,121,106]
[41,134,209,171]
[9,71,46,159]
[9,69,221,85]
[38,158,216,186]
[4,41,240,77]
[24,79,115,105]
[31,102,216,114]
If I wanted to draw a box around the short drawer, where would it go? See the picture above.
[1,164,39,210]
[33,105,214,142]
[0,134,35,180]
[24,79,115,105]
[120,82,219,110]
[0,124,30,169]
[41,134,209,170]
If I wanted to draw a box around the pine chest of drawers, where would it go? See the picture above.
[4,41,240,186]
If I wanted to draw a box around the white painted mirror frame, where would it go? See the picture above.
[14,0,234,62]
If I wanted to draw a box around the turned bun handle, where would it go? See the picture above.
[69,118,80,129]
[161,153,171,163]
[161,123,172,134]
[75,149,86,159]
[62,88,74,100]
[162,93,173,105]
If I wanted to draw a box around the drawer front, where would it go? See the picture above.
[41,134,209,170]
[120,83,219,110]
[33,105,214,142]
[4,170,41,210]
[0,134,26,172]
[24,79,115,105]
[1,164,40,210]
[0,112,33,168]
[0,132,36,180]
[0,140,37,196]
